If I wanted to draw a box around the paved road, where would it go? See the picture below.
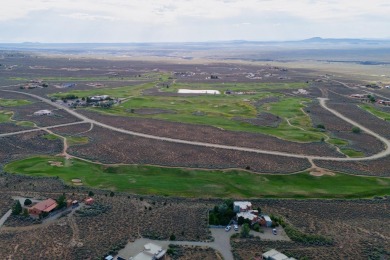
[1,90,389,162]
[0,209,12,229]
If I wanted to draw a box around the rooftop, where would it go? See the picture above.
[234,201,252,208]
[30,198,57,212]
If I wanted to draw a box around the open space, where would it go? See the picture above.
[5,156,390,199]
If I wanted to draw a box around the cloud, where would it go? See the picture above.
[61,13,118,21]
[0,0,389,42]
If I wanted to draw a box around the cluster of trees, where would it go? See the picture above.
[11,200,30,217]
[208,200,235,226]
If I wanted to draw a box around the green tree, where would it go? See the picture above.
[169,234,176,241]
[352,126,361,134]
[110,191,115,197]
[22,208,29,217]
[56,193,67,209]
[12,200,22,215]
[240,223,251,238]
[88,191,94,197]
[24,198,32,206]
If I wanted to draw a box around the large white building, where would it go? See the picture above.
[33,110,52,116]
[233,201,252,212]
[178,89,220,94]
[130,243,166,260]
[262,249,296,260]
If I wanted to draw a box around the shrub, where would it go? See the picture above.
[24,198,32,206]
[352,126,361,134]
[240,223,250,238]
[169,234,176,241]
[12,200,22,215]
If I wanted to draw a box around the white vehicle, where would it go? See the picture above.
[225,225,231,232]
[272,228,277,235]
[234,224,238,231]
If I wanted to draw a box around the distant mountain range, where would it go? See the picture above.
[1,37,390,47]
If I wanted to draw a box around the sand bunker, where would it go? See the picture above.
[71,179,83,186]
[48,161,63,167]
[309,167,335,177]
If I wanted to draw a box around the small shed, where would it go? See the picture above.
[263,215,273,227]
[85,197,94,205]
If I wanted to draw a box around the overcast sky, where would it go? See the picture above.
[1,0,389,43]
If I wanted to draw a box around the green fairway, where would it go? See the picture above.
[48,79,327,142]
[0,111,13,123]
[360,104,390,121]
[66,136,89,146]
[0,98,32,107]
[340,148,364,158]
[5,156,390,199]
[51,82,157,99]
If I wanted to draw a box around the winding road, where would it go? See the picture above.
[1,89,389,162]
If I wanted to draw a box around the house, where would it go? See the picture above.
[262,249,296,260]
[234,201,252,212]
[33,110,52,116]
[237,210,259,222]
[90,95,109,101]
[262,215,273,227]
[130,243,166,260]
[62,83,76,88]
[378,100,390,106]
[293,89,309,95]
[28,198,58,216]
[350,94,367,99]
[85,198,94,205]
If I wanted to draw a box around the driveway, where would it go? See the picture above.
[250,226,291,241]
[116,228,234,260]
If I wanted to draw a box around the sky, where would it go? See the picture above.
[1,0,390,43]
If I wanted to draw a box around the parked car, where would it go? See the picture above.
[272,228,277,235]
[234,224,238,231]
[225,225,231,232]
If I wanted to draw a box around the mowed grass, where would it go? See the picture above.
[5,156,390,199]
[51,82,156,99]
[360,104,390,121]
[0,98,32,107]
[99,94,323,142]
[340,149,365,158]
[0,111,13,123]
[50,81,322,142]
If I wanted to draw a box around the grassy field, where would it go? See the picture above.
[0,111,13,123]
[49,79,333,142]
[51,82,157,99]
[340,148,364,158]
[360,104,390,121]
[0,98,32,107]
[66,136,89,146]
[5,156,390,199]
